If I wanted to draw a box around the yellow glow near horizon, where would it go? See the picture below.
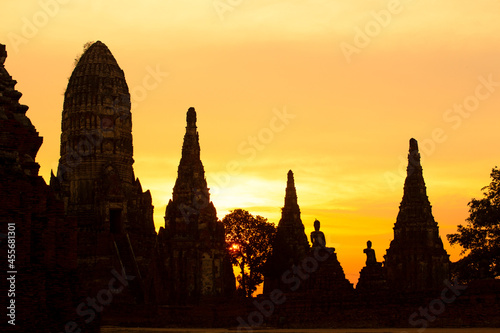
[2,0,499,284]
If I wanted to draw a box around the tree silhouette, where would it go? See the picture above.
[73,41,94,67]
[222,209,276,297]
[447,167,500,282]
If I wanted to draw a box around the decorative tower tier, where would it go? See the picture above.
[384,138,450,292]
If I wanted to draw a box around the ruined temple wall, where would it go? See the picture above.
[0,43,98,332]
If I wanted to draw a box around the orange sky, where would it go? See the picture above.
[2,0,500,284]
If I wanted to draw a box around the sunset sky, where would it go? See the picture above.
[2,0,500,283]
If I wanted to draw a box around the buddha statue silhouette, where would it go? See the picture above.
[310,219,326,248]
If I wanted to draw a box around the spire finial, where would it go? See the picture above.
[284,170,298,208]
[409,138,418,153]
[407,138,421,175]
[187,107,196,127]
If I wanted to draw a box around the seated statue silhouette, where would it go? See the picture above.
[310,219,326,248]
[363,240,377,265]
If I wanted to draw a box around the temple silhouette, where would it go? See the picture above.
[264,170,310,293]
[157,106,235,304]
[384,138,451,292]
[50,40,157,307]
[1,41,499,331]
[264,170,353,297]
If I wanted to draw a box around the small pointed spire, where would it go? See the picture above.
[172,107,206,202]
[50,170,57,183]
[0,44,6,65]
[50,170,61,192]
[135,178,143,192]
[264,169,310,289]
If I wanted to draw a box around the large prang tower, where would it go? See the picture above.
[264,170,310,293]
[52,41,156,303]
[159,107,234,304]
[384,138,450,292]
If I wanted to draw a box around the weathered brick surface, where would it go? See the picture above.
[52,41,157,307]
[0,43,99,333]
[158,107,235,305]
[384,138,451,292]
[2,41,497,330]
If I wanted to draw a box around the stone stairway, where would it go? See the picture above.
[113,233,144,304]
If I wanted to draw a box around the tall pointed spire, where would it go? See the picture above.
[161,107,235,304]
[395,138,436,228]
[384,138,450,292]
[264,170,310,293]
[172,107,207,203]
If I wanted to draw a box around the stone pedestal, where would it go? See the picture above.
[301,247,354,297]
[356,263,388,294]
